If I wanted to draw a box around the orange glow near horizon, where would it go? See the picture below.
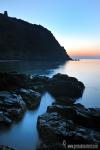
[68,48,100,57]
[56,36,100,57]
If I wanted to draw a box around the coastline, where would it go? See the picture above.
[0,72,100,149]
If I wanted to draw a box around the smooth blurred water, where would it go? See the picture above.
[0,59,99,107]
[0,59,100,150]
[50,59,100,108]
[0,92,55,150]
[0,60,63,75]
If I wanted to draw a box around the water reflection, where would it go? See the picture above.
[0,59,100,107]
[0,59,100,150]
[50,59,100,108]
[0,60,66,76]
[0,59,99,108]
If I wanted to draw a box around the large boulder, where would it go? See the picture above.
[47,103,100,130]
[0,91,26,126]
[0,73,85,101]
[31,76,49,93]
[37,103,100,149]
[0,72,32,91]
[47,73,85,99]
[37,112,100,144]
[73,104,100,130]
[38,112,100,144]
[17,88,41,109]
[0,91,26,110]
[47,104,75,119]
[37,112,67,142]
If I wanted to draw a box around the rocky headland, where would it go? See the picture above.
[0,11,71,61]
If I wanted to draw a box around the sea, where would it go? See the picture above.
[0,59,100,150]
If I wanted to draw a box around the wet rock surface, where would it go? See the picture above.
[1,72,99,150]
[47,73,85,99]
[17,88,41,109]
[0,72,43,127]
[0,111,12,126]
[37,73,100,149]
[0,73,85,97]
[0,145,15,150]
[47,103,100,130]
[37,142,66,150]
[0,91,26,126]
[0,73,85,124]
[37,110,100,144]
[0,72,32,91]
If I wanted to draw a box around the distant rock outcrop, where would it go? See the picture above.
[0,11,72,61]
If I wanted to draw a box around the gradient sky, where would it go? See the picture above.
[0,0,100,58]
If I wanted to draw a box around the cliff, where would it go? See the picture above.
[0,12,71,61]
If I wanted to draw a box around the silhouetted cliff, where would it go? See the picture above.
[0,12,71,61]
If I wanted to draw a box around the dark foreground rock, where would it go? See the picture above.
[37,142,66,150]
[0,111,12,126]
[37,112,100,144]
[0,73,85,133]
[47,103,100,130]
[0,145,15,150]
[0,72,85,98]
[0,91,26,126]
[0,72,32,91]
[47,73,85,99]
[37,101,100,149]
[17,88,41,109]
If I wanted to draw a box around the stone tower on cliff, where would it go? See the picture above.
[4,11,8,17]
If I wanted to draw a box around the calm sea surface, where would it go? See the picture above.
[0,59,100,150]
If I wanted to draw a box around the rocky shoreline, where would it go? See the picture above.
[37,103,100,150]
[0,72,99,150]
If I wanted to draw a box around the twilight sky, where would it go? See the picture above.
[0,0,100,58]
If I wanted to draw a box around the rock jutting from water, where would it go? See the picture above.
[37,104,100,150]
[0,72,87,149]
[36,75,100,150]
[0,91,26,126]
[17,88,41,109]
[0,72,84,127]
[47,73,85,99]
[0,145,15,150]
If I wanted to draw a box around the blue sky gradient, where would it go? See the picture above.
[0,0,100,58]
